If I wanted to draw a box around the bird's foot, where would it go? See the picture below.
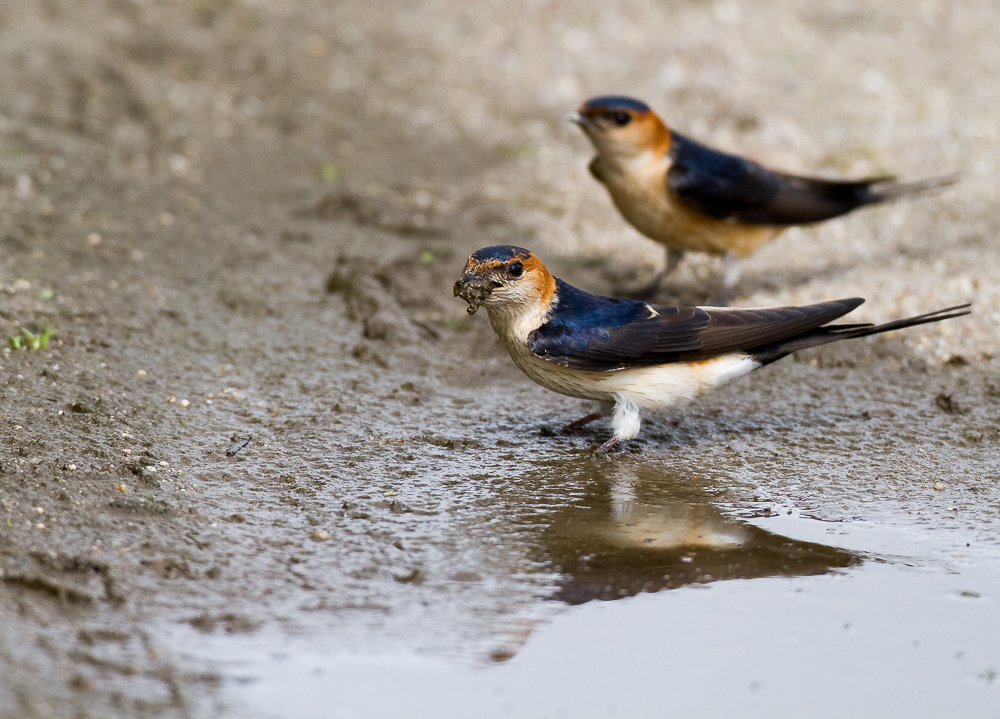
[707,254,740,306]
[705,287,733,306]
[595,436,620,454]
[562,412,602,433]
[630,248,684,300]
[628,275,664,301]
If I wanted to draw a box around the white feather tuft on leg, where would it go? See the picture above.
[611,396,643,441]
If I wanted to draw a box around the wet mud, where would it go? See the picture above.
[1,1,1000,717]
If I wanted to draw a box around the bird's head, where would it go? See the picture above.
[569,95,670,159]
[454,245,556,317]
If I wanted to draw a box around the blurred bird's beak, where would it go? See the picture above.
[453,274,499,316]
[567,112,592,127]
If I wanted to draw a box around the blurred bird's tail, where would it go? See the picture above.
[736,171,959,225]
[867,173,960,203]
[752,303,972,365]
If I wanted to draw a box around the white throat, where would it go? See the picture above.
[485,295,553,345]
[589,132,657,165]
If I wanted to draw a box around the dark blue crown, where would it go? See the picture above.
[469,245,531,263]
[581,95,650,113]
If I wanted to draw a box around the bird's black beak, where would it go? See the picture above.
[453,274,499,316]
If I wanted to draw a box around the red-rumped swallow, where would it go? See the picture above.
[570,95,958,302]
[454,245,970,453]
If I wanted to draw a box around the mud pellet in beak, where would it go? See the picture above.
[453,277,496,315]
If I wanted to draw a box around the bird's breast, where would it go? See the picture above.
[597,155,780,256]
[494,323,613,401]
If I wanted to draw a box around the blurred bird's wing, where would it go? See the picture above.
[666,131,953,225]
[527,280,865,371]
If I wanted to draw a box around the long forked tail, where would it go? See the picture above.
[740,172,959,225]
[752,303,972,365]
[867,173,961,204]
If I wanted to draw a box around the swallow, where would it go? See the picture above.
[570,95,958,303]
[454,245,970,453]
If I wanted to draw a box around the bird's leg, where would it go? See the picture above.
[632,248,684,300]
[562,412,602,433]
[562,400,614,433]
[707,253,741,306]
[595,436,620,454]
[665,247,685,276]
[596,399,639,453]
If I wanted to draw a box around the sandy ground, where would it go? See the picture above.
[1,1,999,716]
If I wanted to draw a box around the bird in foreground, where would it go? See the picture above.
[454,245,970,453]
[570,95,958,303]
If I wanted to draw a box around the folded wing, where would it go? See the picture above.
[528,280,865,371]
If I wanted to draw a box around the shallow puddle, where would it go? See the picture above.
[174,461,1000,718]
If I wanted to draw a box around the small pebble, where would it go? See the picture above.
[179,399,190,407]
[311,531,329,541]
[68,464,77,470]
[159,461,169,467]
[35,523,45,530]
[87,232,102,246]
[115,484,128,492]
[137,369,147,376]
[34,507,44,514]
[933,482,945,491]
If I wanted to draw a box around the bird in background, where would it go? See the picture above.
[454,245,970,453]
[570,95,958,304]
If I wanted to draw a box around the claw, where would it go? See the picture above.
[595,436,620,454]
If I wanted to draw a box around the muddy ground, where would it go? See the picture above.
[1,1,999,717]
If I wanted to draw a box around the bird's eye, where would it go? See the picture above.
[508,261,524,278]
[612,111,631,126]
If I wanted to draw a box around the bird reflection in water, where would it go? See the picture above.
[542,467,860,605]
